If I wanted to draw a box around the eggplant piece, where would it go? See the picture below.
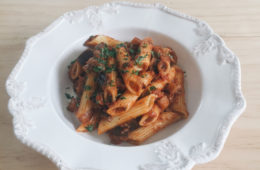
[77,49,93,65]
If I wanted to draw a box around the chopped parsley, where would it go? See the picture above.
[99,46,117,59]
[67,59,76,69]
[121,70,129,74]
[65,93,73,99]
[131,70,139,75]
[95,57,106,65]
[105,64,116,73]
[122,62,129,68]
[116,43,125,49]
[90,91,98,104]
[142,43,148,48]
[184,71,187,77]
[84,85,92,91]
[85,125,94,132]
[123,57,128,61]
[151,51,155,57]
[93,65,104,72]
[108,48,117,58]
[116,92,122,98]
[70,59,76,65]
[169,53,174,60]
[141,74,147,78]
[137,47,141,54]
[108,80,115,87]
[120,96,126,100]
[129,48,135,55]
[149,86,157,91]
[135,54,147,66]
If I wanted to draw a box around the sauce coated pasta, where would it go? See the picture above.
[66,35,188,145]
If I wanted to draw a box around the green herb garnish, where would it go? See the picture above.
[108,80,115,87]
[95,57,106,65]
[116,43,125,49]
[120,96,126,100]
[129,48,135,55]
[116,92,122,98]
[151,51,155,57]
[123,57,128,61]
[168,53,174,60]
[131,70,139,75]
[122,62,129,68]
[141,74,147,78]
[137,47,141,54]
[121,70,129,74]
[85,125,94,132]
[149,86,157,91]
[84,85,92,91]
[135,55,147,66]
[142,43,148,48]
[105,64,116,73]
[93,65,104,72]
[70,59,76,65]
[65,93,73,99]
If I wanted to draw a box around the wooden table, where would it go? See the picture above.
[0,0,259,169]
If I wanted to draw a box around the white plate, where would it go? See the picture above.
[6,2,246,170]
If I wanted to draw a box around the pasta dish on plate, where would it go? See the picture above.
[66,35,188,145]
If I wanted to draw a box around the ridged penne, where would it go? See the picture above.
[139,104,161,126]
[76,113,100,132]
[128,112,182,145]
[168,65,183,96]
[116,45,131,70]
[84,35,121,47]
[106,71,154,116]
[134,37,153,71]
[124,70,154,96]
[68,35,188,145]
[98,94,157,134]
[106,90,139,116]
[171,67,189,118]
[139,95,170,127]
[162,47,177,64]
[142,78,168,97]
[76,72,95,123]
[104,57,117,104]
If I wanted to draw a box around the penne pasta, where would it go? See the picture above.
[76,72,95,123]
[128,112,182,145]
[139,104,161,126]
[168,65,183,96]
[172,91,189,118]
[162,47,177,64]
[69,61,82,80]
[84,35,121,48]
[104,57,117,104]
[170,66,189,118]
[116,45,131,70]
[134,37,153,71]
[76,113,100,132]
[67,35,188,145]
[139,95,170,127]
[106,90,139,116]
[124,70,154,96]
[142,78,168,97]
[131,37,141,45]
[98,94,157,134]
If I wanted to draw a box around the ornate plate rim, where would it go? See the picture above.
[5,1,246,170]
